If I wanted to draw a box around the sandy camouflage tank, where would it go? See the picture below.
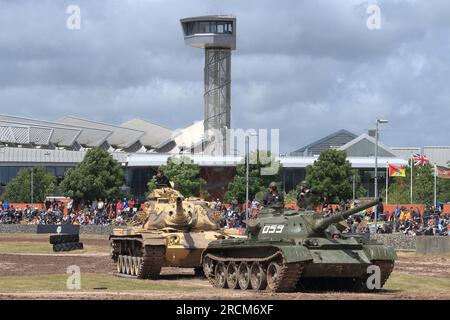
[110,187,227,278]
[201,198,396,292]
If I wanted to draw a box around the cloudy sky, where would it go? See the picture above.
[0,0,449,153]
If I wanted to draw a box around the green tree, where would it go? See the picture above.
[305,149,353,203]
[225,151,282,203]
[437,178,450,203]
[147,156,206,198]
[61,148,124,202]
[385,177,409,204]
[1,167,56,203]
[356,185,368,198]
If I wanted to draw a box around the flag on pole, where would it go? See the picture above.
[388,164,406,177]
[412,154,430,166]
[436,165,450,179]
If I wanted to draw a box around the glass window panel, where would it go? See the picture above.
[55,166,66,177]
[0,167,6,185]
[217,23,224,33]
[199,21,210,33]
[209,21,217,33]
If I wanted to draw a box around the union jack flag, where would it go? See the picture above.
[412,154,430,166]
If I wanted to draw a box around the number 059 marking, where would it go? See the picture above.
[262,225,285,234]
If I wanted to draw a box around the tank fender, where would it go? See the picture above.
[141,234,166,246]
[279,245,313,263]
[363,244,397,261]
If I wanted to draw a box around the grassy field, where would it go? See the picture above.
[396,250,450,261]
[0,233,110,254]
[0,273,205,292]
[0,242,108,254]
[0,271,447,294]
[384,273,450,294]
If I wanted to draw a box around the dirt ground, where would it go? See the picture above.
[0,233,449,300]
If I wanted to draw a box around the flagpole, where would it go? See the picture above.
[434,164,437,207]
[410,155,413,204]
[386,162,389,204]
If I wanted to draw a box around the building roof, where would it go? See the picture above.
[0,115,111,148]
[0,119,80,148]
[0,123,53,146]
[0,147,85,164]
[120,118,172,149]
[423,146,450,167]
[58,116,145,149]
[390,147,421,161]
[337,134,397,158]
[0,147,128,165]
[155,121,204,153]
[291,129,357,156]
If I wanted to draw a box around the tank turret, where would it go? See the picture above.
[140,188,217,231]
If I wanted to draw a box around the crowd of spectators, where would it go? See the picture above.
[213,196,265,229]
[1,195,448,236]
[384,206,449,236]
[318,201,449,236]
[0,198,140,226]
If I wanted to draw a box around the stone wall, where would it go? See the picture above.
[0,224,38,234]
[370,233,416,250]
[0,224,115,235]
[416,236,450,254]
[1,225,446,252]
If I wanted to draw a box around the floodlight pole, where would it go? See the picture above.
[30,167,34,204]
[374,119,388,230]
[245,135,249,223]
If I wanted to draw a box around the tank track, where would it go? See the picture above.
[373,260,395,289]
[115,245,165,279]
[137,246,165,279]
[204,251,305,292]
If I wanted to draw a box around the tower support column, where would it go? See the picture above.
[204,48,231,156]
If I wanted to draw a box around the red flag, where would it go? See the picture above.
[437,166,450,179]
[388,164,406,177]
[413,154,430,166]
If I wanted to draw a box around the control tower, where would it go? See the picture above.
[180,15,236,155]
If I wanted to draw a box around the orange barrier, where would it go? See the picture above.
[444,204,450,215]
[8,203,44,210]
[384,204,425,216]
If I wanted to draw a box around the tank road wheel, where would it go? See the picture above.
[214,262,228,289]
[226,262,239,289]
[250,262,267,290]
[131,257,139,276]
[127,256,134,275]
[117,255,124,273]
[267,261,282,291]
[125,256,131,274]
[238,262,251,290]
[203,256,215,278]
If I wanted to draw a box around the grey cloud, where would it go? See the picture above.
[0,0,449,154]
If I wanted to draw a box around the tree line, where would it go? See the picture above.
[2,148,449,205]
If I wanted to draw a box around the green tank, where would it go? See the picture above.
[201,198,396,292]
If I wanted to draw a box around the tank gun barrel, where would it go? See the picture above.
[312,198,382,232]
[175,196,184,218]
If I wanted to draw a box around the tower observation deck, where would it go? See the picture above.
[180,15,236,156]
